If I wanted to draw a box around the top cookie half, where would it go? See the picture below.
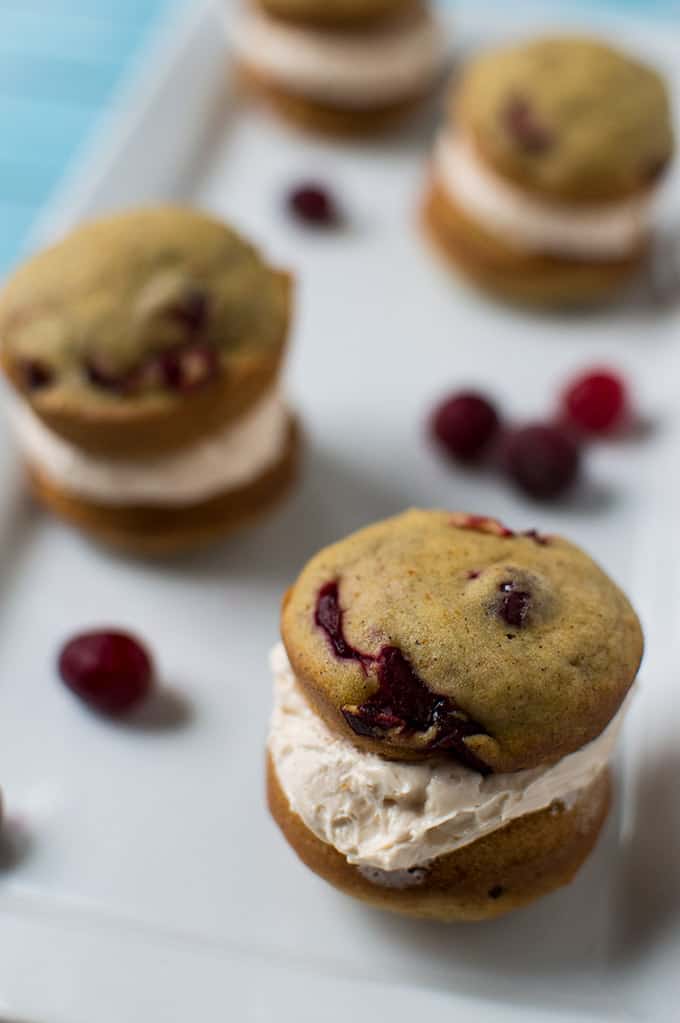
[455,36,674,202]
[281,510,643,773]
[0,207,293,458]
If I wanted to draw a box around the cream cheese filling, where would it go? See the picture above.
[434,131,654,260]
[230,4,445,109]
[269,643,631,872]
[8,386,289,507]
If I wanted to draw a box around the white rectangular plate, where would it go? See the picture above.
[1,1,679,1019]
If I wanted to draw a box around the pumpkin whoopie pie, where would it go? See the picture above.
[0,207,298,555]
[423,36,674,306]
[230,0,445,136]
[268,510,643,920]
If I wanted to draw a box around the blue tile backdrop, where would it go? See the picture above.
[0,0,182,272]
[0,0,676,273]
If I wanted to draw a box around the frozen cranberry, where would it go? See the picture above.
[58,630,153,717]
[562,369,628,435]
[503,95,554,154]
[432,392,501,463]
[287,183,339,227]
[19,359,53,391]
[503,423,580,500]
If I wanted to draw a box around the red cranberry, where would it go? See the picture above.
[347,646,490,774]
[166,289,209,333]
[19,359,53,391]
[451,514,550,545]
[287,183,339,227]
[450,513,514,537]
[562,369,628,435]
[150,341,219,393]
[58,630,153,717]
[85,356,130,393]
[86,338,219,396]
[503,423,580,500]
[432,392,501,463]
[523,529,549,546]
[498,582,531,629]
[315,582,490,773]
[315,581,371,668]
[502,95,554,154]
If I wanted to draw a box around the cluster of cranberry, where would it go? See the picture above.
[431,369,630,500]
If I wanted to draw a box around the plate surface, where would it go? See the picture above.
[1,1,679,1019]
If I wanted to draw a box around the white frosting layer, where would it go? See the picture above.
[269,643,631,871]
[434,132,653,260]
[10,387,289,507]
[230,5,445,108]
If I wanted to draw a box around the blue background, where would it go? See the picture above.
[0,0,181,272]
[0,0,676,274]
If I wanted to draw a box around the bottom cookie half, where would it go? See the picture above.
[423,180,647,308]
[267,753,611,921]
[239,64,431,137]
[27,417,301,557]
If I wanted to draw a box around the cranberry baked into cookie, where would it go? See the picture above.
[268,510,643,920]
[231,0,445,136]
[0,207,298,555]
[423,36,674,306]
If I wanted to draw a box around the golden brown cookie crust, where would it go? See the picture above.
[268,754,611,921]
[27,416,300,556]
[0,208,294,458]
[256,0,418,29]
[422,178,646,307]
[239,64,431,136]
[455,36,674,203]
[281,510,643,772]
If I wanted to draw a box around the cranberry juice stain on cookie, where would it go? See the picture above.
[315,580,491,773]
